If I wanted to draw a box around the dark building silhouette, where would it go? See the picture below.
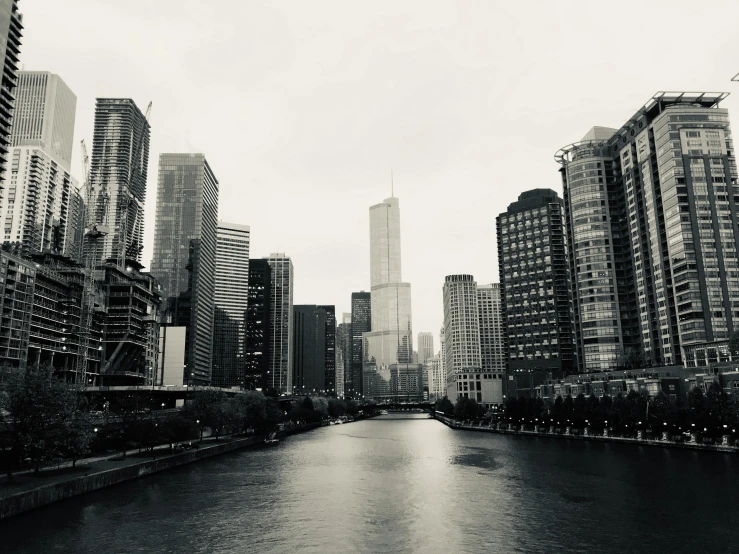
[292,305,328,394]
[497,189,574,378]
[317,304,336,394]
[0,0,23,183]
[350,291,371,398]
[245,259,271,390]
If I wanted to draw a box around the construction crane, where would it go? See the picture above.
[76,139,108,385]
[117,101,152,267]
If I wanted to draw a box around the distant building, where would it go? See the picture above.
[212,222,250,388]
[292,305,330,394]
[417,332,434,366]
[0,1,23,184]
[443,275,503,410]
[350,291,371,398]
[245,259,271,390]
[266,253,293,393]
[317,304,336,394]
[426,355,445,400]
[2,72,80,259]
[88,99,151,264]
[363,197,413,376]
[477,284,506,374]
[151,153,219,385]
[336,313,351,398]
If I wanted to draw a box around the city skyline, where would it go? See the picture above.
[16,0,739,340]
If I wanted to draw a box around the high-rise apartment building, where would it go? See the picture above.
[151,153,218,385]
[11,71,76,170]
[350,291,371,397]
[0,0,22,185]
[556,92,739,372]
[88,99,150,264]
[266,253,293,393]
[477,284,506,374]
[2,72,80,258]
[363,197,413,371]
[417,332,434,366]
[212,222,250,388]
[245,259,271,390]
[443,275,502,409]
[496,189,574,374]
[426,355,444,400]
[317,304,336,394]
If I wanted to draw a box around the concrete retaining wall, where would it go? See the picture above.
[0,435,265,521]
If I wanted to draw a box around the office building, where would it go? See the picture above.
[336,312,351,398]
[443,275,502,409]
[245,259,271,390]
[151,153,218,385]
[497,189,574,375]
[417,332,434,366]
[88,98,150,264]
[363,197,413,367]
[292,305,327,394]
[426,355,445,400]
[350,290,371,397]
[266,253,293,393]
[11,71,76,170]
[212,222,250,388]
[0,0,22,185]
[556,92,739,372]
[317,304,336,394]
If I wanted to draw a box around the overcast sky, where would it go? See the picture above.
[20,0,739,351]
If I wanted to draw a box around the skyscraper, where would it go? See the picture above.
[89,99,150,264]
[2,72,79,257]
[477,283,506,374]
[212,222,250,388]
[350,291,371,397]
[364,196,413,373]
[317,304,336,394]
[292,305,327,394]
[417,332,434,366]
[556,92,739,372]
[11,71,76,170]
[336,312,351,398]
[266,253,293,393]
[496,189,574,375]
[151,153,219,385]
[0,0,22,185]
[245,259,271,390]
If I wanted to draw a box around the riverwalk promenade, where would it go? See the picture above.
[436,414,739,454]
[0,422,321,521]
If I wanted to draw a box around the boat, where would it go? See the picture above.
[264,431,279,446]
[380,410,389,415]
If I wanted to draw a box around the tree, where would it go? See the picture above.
[235,391,267,431]
[552,395,564,423]
[328,398,346,419]
[435,396,454,415]
[706,380,732,435]
[184,390,228,440]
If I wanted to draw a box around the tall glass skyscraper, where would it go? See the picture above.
[245,259,271,390]
[212,222,250,388]
[89,98,150,264]
[151,153,219,385]
[266,253,293,393]
[557,92,739,371]
[363,197,413,371]
[350,290,370,397]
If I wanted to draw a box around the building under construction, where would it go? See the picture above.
[0,249,161,385]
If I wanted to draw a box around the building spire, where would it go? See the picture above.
[391,168,394,197]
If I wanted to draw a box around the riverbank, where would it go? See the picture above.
[0,422,321,521]
[435,414,739,454]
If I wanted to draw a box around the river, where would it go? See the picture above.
[1,413,737,553]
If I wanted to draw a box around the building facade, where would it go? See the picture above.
[0,0,22,185]
[426,355,445,401]
[150,153,219,385]
[88,98,150,264]
[556,92,739,372]
[336,312,351,398]
[11,71,76,171]
[363,197,413,371]
[317,304,336,394]
[477,283,506,374]
[266,253,293,393]
[212,222,250,388]
[350,291,370,397]
[496,189,574,375]
[417,332,434,366]
[245,258,271,390]
[292,305,327,394]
